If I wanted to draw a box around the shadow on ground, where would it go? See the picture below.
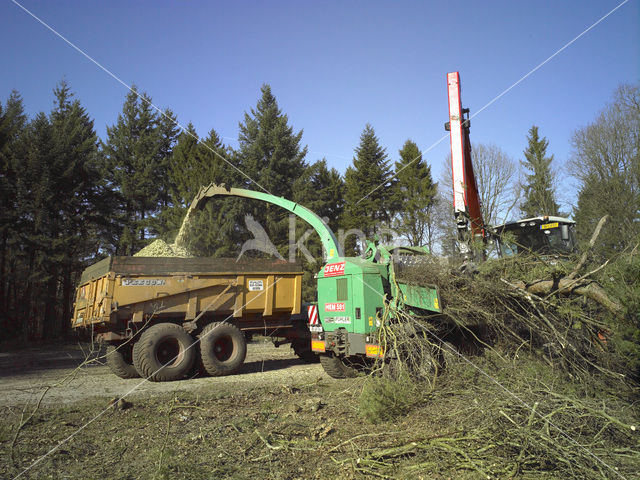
[0,343,103,378]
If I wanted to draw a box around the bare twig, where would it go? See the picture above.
[568,215,609,280]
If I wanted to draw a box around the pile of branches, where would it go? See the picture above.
[354,360,639,479]
[378,219,638,386]
[359,223,640,477]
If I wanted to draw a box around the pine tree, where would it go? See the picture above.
[13,82,106,339]
[392,140,438,249]
[343,124,393,254]
[520,126,560,217]
[236,84,308,254]
[48,82,106,334]
[155,108,180,209]
[102,87,172,255]
[293,159,344,232]
[169,128,243,256]
[155,123,200,239]
[0,91,27,338]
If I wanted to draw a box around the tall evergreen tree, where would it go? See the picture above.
[392,139,438,249]
[293,159,344,233]
[343,124,393,254]
[19,112,56,338]
[163,127,243,256]
[9,82,105,339]
[520,126,560,217]
[155,108,180,208]
[236,84,308,254]
[102,87,175,255]
[48,82,107,334]
[0,91,27,338]
[167,123,201,207]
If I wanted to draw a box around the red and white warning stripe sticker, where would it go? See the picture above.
[307,305,319,325]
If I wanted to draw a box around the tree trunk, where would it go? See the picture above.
[43,266,58,339]
[60,265,73,338]
[512,278,623,315]
[21,251,35,342]
[0,229,7,337]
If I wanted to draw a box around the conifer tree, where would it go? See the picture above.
[49,82,107,333]
[343,124,393,254]
[392,139,438,249]
[156,123,200,239]
[0,91,27,337]
[520,126,559,217]
[293,159,344,232]
[12,82,105,338]
[155,108,180,209]
[236,84,308,254]
[102,87,175,255]
[166,127,243,256]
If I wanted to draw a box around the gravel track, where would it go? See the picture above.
[0,341,324,407]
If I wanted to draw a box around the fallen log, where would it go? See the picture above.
[509,277,623,315]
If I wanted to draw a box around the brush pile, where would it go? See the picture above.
[361,238,639,478]
[378,217,639,386]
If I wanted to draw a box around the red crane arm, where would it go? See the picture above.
[446,72,485,239]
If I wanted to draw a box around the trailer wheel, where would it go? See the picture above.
[132,323,196,382]
[292,339,319,363]
[106,343,140,379]
[200,322,247,376]
[319,353,358,379]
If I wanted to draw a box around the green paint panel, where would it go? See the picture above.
[397,282,441,312]
[317,258,387,334]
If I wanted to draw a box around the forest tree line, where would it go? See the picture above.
[0,81,638,342]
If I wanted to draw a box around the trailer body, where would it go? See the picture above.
[73,256,302,337]
[71,256,311,381]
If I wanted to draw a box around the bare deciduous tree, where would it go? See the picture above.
[571,83,640,254]
[436,143,520,253]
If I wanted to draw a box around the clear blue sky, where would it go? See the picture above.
[2,0,638,211]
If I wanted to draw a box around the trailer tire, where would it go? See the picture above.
[292,339,319,363]
[132,323,196,382]
[319,353,358,379]
[200,322,247,376]
[106,343,140,379]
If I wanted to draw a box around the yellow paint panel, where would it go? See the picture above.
[311,340,326,352]
[365,344,384,358]
[540,222,559,230]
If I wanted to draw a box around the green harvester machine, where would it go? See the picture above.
[191,184,441,378]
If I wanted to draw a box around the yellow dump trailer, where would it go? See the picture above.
[71,257,312,381]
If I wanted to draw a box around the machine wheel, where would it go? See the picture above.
[319,353,358,379]
[132,323,196,382]
[106,343,139,379]
[292,339,319,363]
[200,322,247,376]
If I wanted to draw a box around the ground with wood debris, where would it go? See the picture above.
[1,342,638,479]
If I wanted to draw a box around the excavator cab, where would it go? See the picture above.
[493,216,577,256]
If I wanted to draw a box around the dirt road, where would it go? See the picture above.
[0,341,324,407]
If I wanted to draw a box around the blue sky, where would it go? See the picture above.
[1,1,638,211]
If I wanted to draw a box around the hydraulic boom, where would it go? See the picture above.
[446,72,486,257]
